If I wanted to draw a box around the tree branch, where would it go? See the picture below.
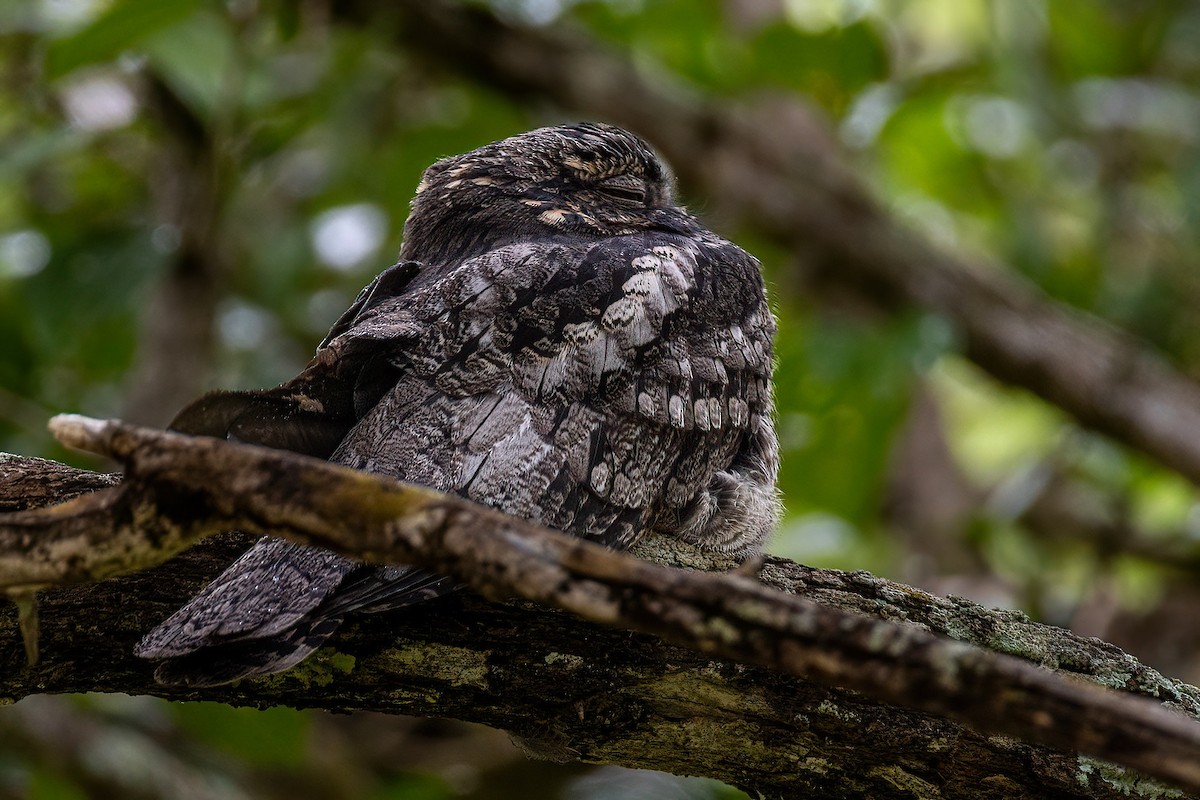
[3,418,1200,798]
[339,0,1200,487]
[120,71,225,427]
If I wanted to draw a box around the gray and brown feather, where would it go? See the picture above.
[135,123,780,686]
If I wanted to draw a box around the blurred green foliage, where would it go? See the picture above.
[4,0,1200,797]
[171,703,312,768]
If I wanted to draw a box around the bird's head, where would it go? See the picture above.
[401,122,685,264]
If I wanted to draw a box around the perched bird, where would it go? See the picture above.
[136,122,780,686]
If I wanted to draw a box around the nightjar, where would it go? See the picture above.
[136,122,780,686]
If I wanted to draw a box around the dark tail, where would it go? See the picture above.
[136,537,455,686]
[147,612,348,687]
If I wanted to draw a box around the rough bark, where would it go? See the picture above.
[3,424,1200,799]
[332,0,1200,489]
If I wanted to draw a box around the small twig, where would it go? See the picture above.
[8,591,38,665]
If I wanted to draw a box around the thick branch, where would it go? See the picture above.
[3,420,1200,798]
[342,0,1200,487]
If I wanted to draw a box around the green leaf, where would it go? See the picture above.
[28,768,87,800]
[772,314,928,527]
[370,774,455,800]
[170,703,312,768]
[749,20,887,109]
[44,0,202,79]
[139,9,236,119]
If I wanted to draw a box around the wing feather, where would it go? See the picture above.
[326,231,773,549]
[140,229,778,685]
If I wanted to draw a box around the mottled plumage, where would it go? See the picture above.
[136,123,780,685]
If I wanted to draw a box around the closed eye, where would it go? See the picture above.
[596,174,648,204]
